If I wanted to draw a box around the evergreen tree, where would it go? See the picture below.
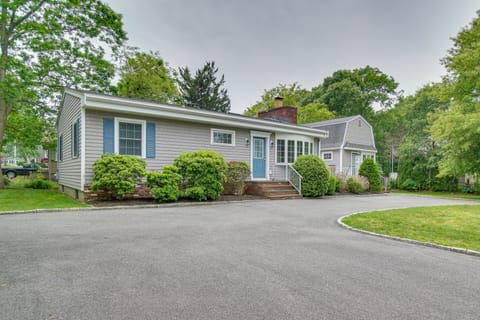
[177,61,231,113]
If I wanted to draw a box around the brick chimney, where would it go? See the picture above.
[258,96,297,124]
[274,96,283,108]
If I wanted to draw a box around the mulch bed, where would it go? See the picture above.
[88,194,265,207]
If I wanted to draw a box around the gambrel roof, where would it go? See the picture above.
[303,115,376,151]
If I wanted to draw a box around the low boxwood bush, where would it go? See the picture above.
[91,154,146,198]
[358,158,382,192]
[347,177,365,194]
[24,179,56,189]
[146,166,182,202]
[326,175,337,195]
[292,155,329,197]
[174,149,226,201]
[3,176,10,186]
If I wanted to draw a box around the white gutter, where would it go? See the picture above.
[83,92,329,139]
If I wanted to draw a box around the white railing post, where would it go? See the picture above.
[286,164,303,196]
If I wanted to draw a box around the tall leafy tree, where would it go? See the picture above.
[314,66,399,121]
[177,61,231,113]
[116,50,178,104]
[0,0,126,187]
[396,84,452,190]
[431,12,480,177]
[244,83,308,116]
[297,102,335,124]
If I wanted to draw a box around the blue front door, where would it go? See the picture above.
[252,137,266,179]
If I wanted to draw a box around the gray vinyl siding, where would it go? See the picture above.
[84,110,255,185]
[344,118,374,147]
[57,94,82,190]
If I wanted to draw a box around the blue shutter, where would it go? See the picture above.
[59,135,63,161]
[146,122,156,159]
[70,124,73,158]
[103,118,114,154]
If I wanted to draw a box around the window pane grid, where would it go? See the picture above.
[213,131,233,145]
[276,139,285,163]
[119,122,142,156]
[297,141,303,157]
[287,140,295,163]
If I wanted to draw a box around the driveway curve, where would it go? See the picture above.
[0,194,479,320]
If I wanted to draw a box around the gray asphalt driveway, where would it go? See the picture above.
[0,194,479,320]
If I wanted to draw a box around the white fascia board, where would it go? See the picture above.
[344,147,377,152]
[84,94,328,138]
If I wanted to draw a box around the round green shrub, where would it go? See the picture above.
[146,165,182,202]
[325,175,338,195]
[358,158,382,192]
[347,177,365,194]
[91,154,146,198]
[3,176,10,186]
[292,155,330,197]
[173,149,226,201]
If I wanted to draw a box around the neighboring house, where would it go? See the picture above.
[303,115,377,176]
[56,89,328,200]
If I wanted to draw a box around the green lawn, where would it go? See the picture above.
[391,190,480,201]
[0,189,88,212]
[342,205,480,252]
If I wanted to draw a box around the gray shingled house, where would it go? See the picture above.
[303,115,377,176]
[56,89,329,200]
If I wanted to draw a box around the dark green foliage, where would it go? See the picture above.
[389,179,398,189]
[173,150,226,201]
[292,155,330,197]
[359,158,382,192]
[335,177,341,192]
[3,176,10,186]
[177,61,231,113]
[347,177,365,194]
[326,175,337,195]
[224,161,250,195]
[146,166,182,202]
[400,179,419,191]
[431,176,458,192]
[91,154,146,198]
[24,179,56,190]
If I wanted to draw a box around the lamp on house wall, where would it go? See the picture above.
[245,138,250,146]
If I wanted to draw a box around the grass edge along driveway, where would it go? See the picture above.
[0,189,88,212]
[342,205,480,252]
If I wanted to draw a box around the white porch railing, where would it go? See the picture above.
[286,164,302,195]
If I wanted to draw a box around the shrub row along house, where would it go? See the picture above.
[56,90,376,201]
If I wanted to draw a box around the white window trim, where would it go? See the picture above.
[276,138,286,165]
[114,117,146,158]
[322,151,333,161]
[210,128,236,146]
[275,135,314,165]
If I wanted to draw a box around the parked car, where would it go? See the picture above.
[2,163,39,179]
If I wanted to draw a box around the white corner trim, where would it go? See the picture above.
[80,107,86,191]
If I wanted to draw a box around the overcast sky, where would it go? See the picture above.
[104,0,478,113]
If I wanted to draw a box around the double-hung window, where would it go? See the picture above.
[119,122,142,156]
[211,129,235,146]
[276,137,314,164]
[276,139,285,163]
[114,118,146,157]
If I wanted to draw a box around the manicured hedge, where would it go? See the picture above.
[292,155,329,197]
